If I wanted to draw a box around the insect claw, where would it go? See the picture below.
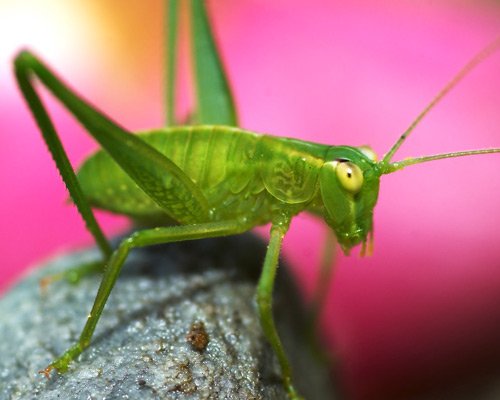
[39,365,54,379]
[39,272,64,295]
[39,277,54,293]
[39,277,51,293]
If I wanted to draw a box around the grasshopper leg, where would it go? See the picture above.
[256,218,303,400]
[308,229,337,332]
[14,51,115,290]
[39,260,106,292]
[15,50,210,227]
[41,220,249,376]
[14,51,114,259]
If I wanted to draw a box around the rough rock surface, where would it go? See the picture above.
[0,234,335,399]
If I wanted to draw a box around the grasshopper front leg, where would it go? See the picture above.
[257,216,303,400]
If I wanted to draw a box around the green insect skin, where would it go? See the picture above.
[78,126,380,251]
[14,46,380,399]
[13,29,500,400]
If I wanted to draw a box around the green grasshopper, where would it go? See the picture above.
[14,0,500,398]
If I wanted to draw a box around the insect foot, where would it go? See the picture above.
[0,235,336,399]
[39,260,105,294]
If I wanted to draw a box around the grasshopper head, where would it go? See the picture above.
[318,37,500,254]
[320,146,381,255]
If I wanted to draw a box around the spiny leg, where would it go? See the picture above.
[15,50,217,286]
[15,51,114,286]
[40,220,250,377]
[256,218,303,400]
[14,53,112,261]
[14,50,210,229]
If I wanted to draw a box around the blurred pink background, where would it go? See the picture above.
[1,1,500,399]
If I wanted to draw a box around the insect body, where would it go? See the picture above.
[13,10,500,400]
[78,126,379,252]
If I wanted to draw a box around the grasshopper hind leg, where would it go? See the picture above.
[14,51,113,263]
[14,51,115,291]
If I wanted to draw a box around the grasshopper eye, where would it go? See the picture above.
[336,161,364,194]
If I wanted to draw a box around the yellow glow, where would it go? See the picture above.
[0,0,105,85]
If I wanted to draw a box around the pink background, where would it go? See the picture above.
[1,1,500,398]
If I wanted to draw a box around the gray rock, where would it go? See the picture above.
[0,234,335,400]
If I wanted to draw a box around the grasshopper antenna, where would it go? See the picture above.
[381,35,500,173]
